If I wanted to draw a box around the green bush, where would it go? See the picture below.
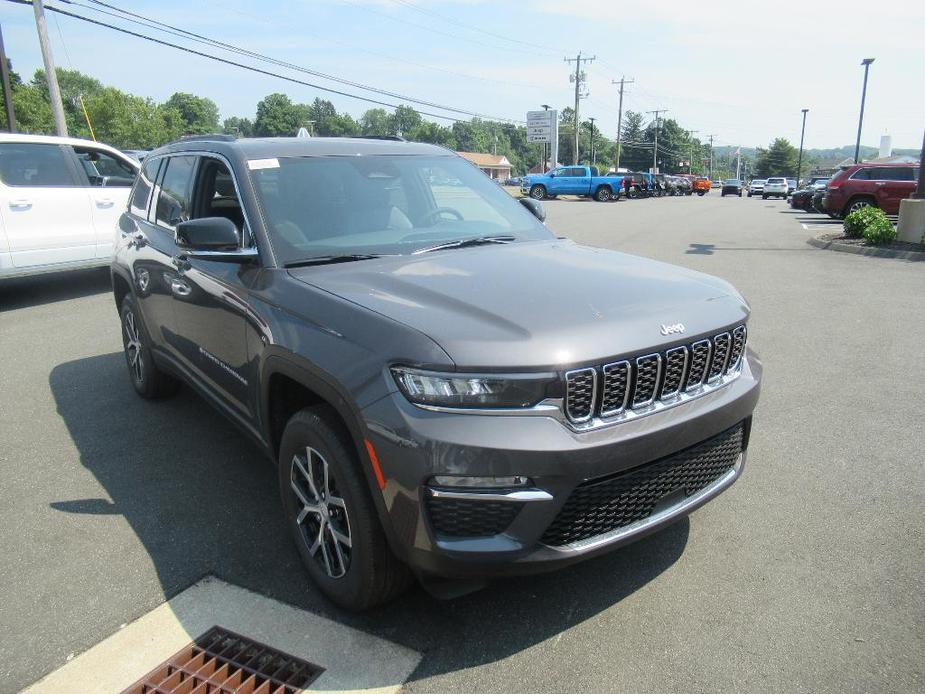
[862,213,897,245]
[843,206,881,238]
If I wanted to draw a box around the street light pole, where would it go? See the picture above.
[687,130,698,174]
[796,108,808,187]
[854,58,874,164]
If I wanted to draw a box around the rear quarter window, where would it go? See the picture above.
[129,158,160,217]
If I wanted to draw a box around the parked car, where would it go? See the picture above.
[111,135,761,610]
[522,165,623,202]
[786,179,797,195]
[822,163,920,218]
[675,175,694,195]
[762,177,788,199]
[711,180,722,188]
[0,133,139,279]
[747,179,766,197]
[721,179,743,197]
[692,176,711,195]
[502,177,521,186]
[790,177,830,211]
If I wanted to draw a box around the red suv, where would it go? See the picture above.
[823,163,920,218]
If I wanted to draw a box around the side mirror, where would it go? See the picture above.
[175,217,258,264]
[519,197,546,222]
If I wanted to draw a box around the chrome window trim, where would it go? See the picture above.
[564,367,597,424]
[685,339,712,393]
[707,332,731,384]
[427,488,553,502]
[631,353,662,409]
[544,452,744,553]
[660,346,689,401]
[600,360,631,418]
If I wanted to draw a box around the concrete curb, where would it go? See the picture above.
[807,234,925,262]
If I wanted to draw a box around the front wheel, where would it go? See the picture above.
[697,191,705,196]
[594,186,611,202]
[279,407,411,610]
[529,185,546,200]
[762,194,768,199]
[120,295,179,399]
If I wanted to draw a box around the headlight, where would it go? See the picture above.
[391,367,555,408]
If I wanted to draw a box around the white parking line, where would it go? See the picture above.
[23,577,422,694]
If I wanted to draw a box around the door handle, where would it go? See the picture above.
[169,278,192,297]
[9,199,32,210]
[96,199,115,208]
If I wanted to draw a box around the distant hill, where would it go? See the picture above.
[713,145,918,161]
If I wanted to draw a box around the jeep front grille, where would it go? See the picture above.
[563,325,747,425]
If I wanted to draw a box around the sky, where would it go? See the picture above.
[1,0,923,150]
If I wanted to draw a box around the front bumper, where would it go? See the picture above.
[361,349,762,578]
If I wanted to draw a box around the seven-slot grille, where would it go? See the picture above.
[564,325,746,424]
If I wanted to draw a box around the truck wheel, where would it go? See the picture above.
[594,186,611,202]
[762,194,768,200]
[120,295,180,399]
[697,191,705,196]
[279,406,412,610]
[529,185,546,200]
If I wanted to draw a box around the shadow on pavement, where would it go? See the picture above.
[49,352,687,684]
[686,243,818,255]
[0,267,111,311]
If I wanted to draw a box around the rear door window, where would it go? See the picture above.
[0,143,79,187]
[878,167,914,181]
[155,156,198,230]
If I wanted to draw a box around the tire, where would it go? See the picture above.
[279,407,412,610]
[594,186,611,202]
[762,194,768,200]
[697,191,705,196]
[529,185,546,200]
[120,295,179,399]
[738,192,743,197]
[844,197,875,216]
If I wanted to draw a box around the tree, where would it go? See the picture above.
[390,105,422,137]
[163,92,220,134]
[619,110,648,171]
[254,93,310,136]
[223,116,254,137]
[82,88,184,148]
[755,138,799,178]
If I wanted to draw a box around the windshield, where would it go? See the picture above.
[250,154,553,264]
[724,179,740,185]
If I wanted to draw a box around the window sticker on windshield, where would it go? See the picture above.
[248,158,279,170]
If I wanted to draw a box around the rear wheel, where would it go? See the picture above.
[279,407,411,610]
[529,185,546,200]
[697,191,705,196]
[120,295,179,399]
[594,186,611,202]
[844,197,875,216]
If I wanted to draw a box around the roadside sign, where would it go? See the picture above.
[525,110,556,144]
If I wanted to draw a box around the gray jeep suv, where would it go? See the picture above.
[111,135,761,610]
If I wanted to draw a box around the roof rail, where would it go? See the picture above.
[177,133,236,143]
[357,135,406,142]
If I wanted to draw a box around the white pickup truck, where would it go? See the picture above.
[0,133,139,279]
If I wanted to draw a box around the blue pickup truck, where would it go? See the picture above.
[521,166,625,202]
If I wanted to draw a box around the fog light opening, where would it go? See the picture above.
[429,475,533,489]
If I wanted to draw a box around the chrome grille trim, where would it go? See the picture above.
[564,367,597,423]
[686,339,712,392]
[600,360,631,417]
[727,326,747,373]
[632,354,662,408]
[660,346,689,400]
[708,332,732,383]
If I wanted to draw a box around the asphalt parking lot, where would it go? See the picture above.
[1,193,923,693]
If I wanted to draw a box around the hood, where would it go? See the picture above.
[289,240,749,369]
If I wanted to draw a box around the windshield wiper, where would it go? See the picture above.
[285,254,386,268]
[412,235,516,255]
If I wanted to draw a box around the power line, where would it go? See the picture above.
[70,0,519,122]
[7,0,520,124]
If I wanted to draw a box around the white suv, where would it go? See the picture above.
[762,177,788,199]
[0,134,139,279]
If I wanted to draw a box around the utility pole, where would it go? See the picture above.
[32,0,67,136]
[687,130,698,174]
[611,76,634,170]
[712,137,717,180]
[0,24,16,132]
[565,53,594,164]
[646,109,666,173]
[854,58,874,163]
[588,117,596,166]
[736,148,741,180]
[796,108,808,186]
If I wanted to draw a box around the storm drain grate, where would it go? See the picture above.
[122,625,323,694]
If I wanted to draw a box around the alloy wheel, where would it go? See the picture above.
[123,309,144,383]
[849,200,872,214]
[290,446,352,579]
